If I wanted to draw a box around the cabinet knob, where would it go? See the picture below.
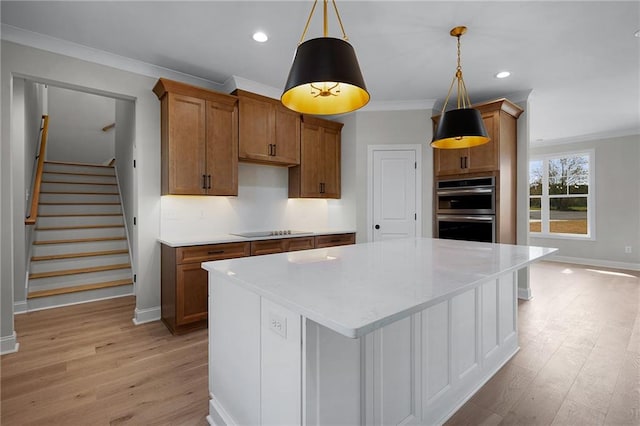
[375,224,380,230]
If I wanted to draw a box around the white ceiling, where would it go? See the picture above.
[2,1,639,144]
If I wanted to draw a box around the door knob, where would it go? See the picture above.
[375,224,380,229]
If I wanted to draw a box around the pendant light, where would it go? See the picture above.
[281,0,369,115]
[431,26,490,149]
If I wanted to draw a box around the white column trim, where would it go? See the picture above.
[0,332,20,355]
[132,305,161,325]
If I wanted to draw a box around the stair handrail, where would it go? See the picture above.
[25,115,49,225]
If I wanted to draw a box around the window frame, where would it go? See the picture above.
[529,149,595,240]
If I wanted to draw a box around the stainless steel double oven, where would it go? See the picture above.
[435,176,496,243]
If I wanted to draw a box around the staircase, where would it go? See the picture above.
[27,160,133,310]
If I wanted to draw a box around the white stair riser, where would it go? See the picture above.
[38,204,122,215]
[39,193,121,204]
[27,285,133,311]
[42,173,116,185]
[30,253,131,274]
[37,215,124,228]
[43,163,115,176]
[41,182,118,193]
[32,239,128,256]
[36,227,125,241]
[28,269,132,291]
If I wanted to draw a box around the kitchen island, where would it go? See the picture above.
[203,238,556,425]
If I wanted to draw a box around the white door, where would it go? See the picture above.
[372,149,418,241]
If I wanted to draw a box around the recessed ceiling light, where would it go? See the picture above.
[253,31,268,43]
[495,71,511,79]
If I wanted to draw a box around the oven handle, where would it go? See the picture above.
[437,187,494,196]
[437,215,494,222]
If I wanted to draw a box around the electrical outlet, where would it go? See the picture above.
[268,312,287,338]
[625,246,632,254]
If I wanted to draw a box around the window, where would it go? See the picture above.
[529,151,593,238]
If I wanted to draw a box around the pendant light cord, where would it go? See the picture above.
[298,0,349,45]
[440,31,473,114]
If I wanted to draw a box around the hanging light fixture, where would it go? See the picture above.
[431,26,490,149]
[281,0,369,115]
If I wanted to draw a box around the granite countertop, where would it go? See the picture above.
[158,229,356,248]
[202,237,557,338]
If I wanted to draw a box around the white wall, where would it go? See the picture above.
[47,86,115,164]
[350,109,434,242]
[530,134,640,269]
[1,40,164,333]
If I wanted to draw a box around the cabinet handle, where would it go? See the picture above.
[208,250,225,255]
[272,144,276,156]
[460,157,464,169]
[207,175,212,189]
[268,144,275,156]
[203,174,207,189]
[464,156,468,169]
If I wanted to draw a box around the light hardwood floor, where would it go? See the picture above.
[1,261,638,425]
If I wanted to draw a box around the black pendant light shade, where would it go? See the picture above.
[431,26,490,149]
[282,37,369,115]
[432,108,490,149]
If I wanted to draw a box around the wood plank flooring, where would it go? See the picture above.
[1,261,638,425]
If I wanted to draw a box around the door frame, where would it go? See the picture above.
[367,144,423,242]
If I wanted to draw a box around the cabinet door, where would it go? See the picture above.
[176,263,208,325]
[321,126,341,198]
[273,106,301,165]
[315,233,356,248]
[286,236,315,252]
[167,94,207,194]
[206,100,238,195]
[251,239,286,256]
[238,95,274,162]
[434,147,468,176]
[299,122,323,197]
[467,113,499,173]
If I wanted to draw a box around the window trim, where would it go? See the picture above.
[529,149,595,241]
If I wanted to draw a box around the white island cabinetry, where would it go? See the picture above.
[203,238,555,425]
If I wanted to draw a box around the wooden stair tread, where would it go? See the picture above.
[32,249,129,262]
[45,160,114,168]
[40,191,119,195]
[36,224,125,231]
[39,202,121,205]
[42,181,117,186]
[27,279,132,299]
[29,263,131,279]
[44,170,116,177]
[38,213,123,217]
[34,236,126,245]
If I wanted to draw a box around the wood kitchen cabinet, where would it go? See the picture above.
[161,233,354,334]
[154,78,238,195]
[289,115,343,198]
[235,89,300,166]
[432,98,523,177]
[161,242,250,334]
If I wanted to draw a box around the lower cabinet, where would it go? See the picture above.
[162,242,250,334]
[161,233,355,334]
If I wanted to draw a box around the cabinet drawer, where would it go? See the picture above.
[251,239,286,256]
[176,242,250,264]
[314,233,355,248]
[287,236,315,252]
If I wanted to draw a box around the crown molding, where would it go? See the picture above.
[223,75,282,99]
[1,24,225,91]
[531,127,640,148]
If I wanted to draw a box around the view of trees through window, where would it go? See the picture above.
[529,153,590,236]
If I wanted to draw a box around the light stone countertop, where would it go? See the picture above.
[158,229,356,247]
[203,237,557,338]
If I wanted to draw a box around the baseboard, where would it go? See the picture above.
[14,300,28,314]
[546,255,640,271]
[517,287,532,300]
[132,305,161,325]
[209,393,235,426]
[0,332,20,355]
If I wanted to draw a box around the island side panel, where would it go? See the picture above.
[208,273,261,425]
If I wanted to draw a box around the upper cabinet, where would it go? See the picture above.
[432,99,523,177]
[235,90,300,166]
[289,115,343,199]
[154,78,238,196]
